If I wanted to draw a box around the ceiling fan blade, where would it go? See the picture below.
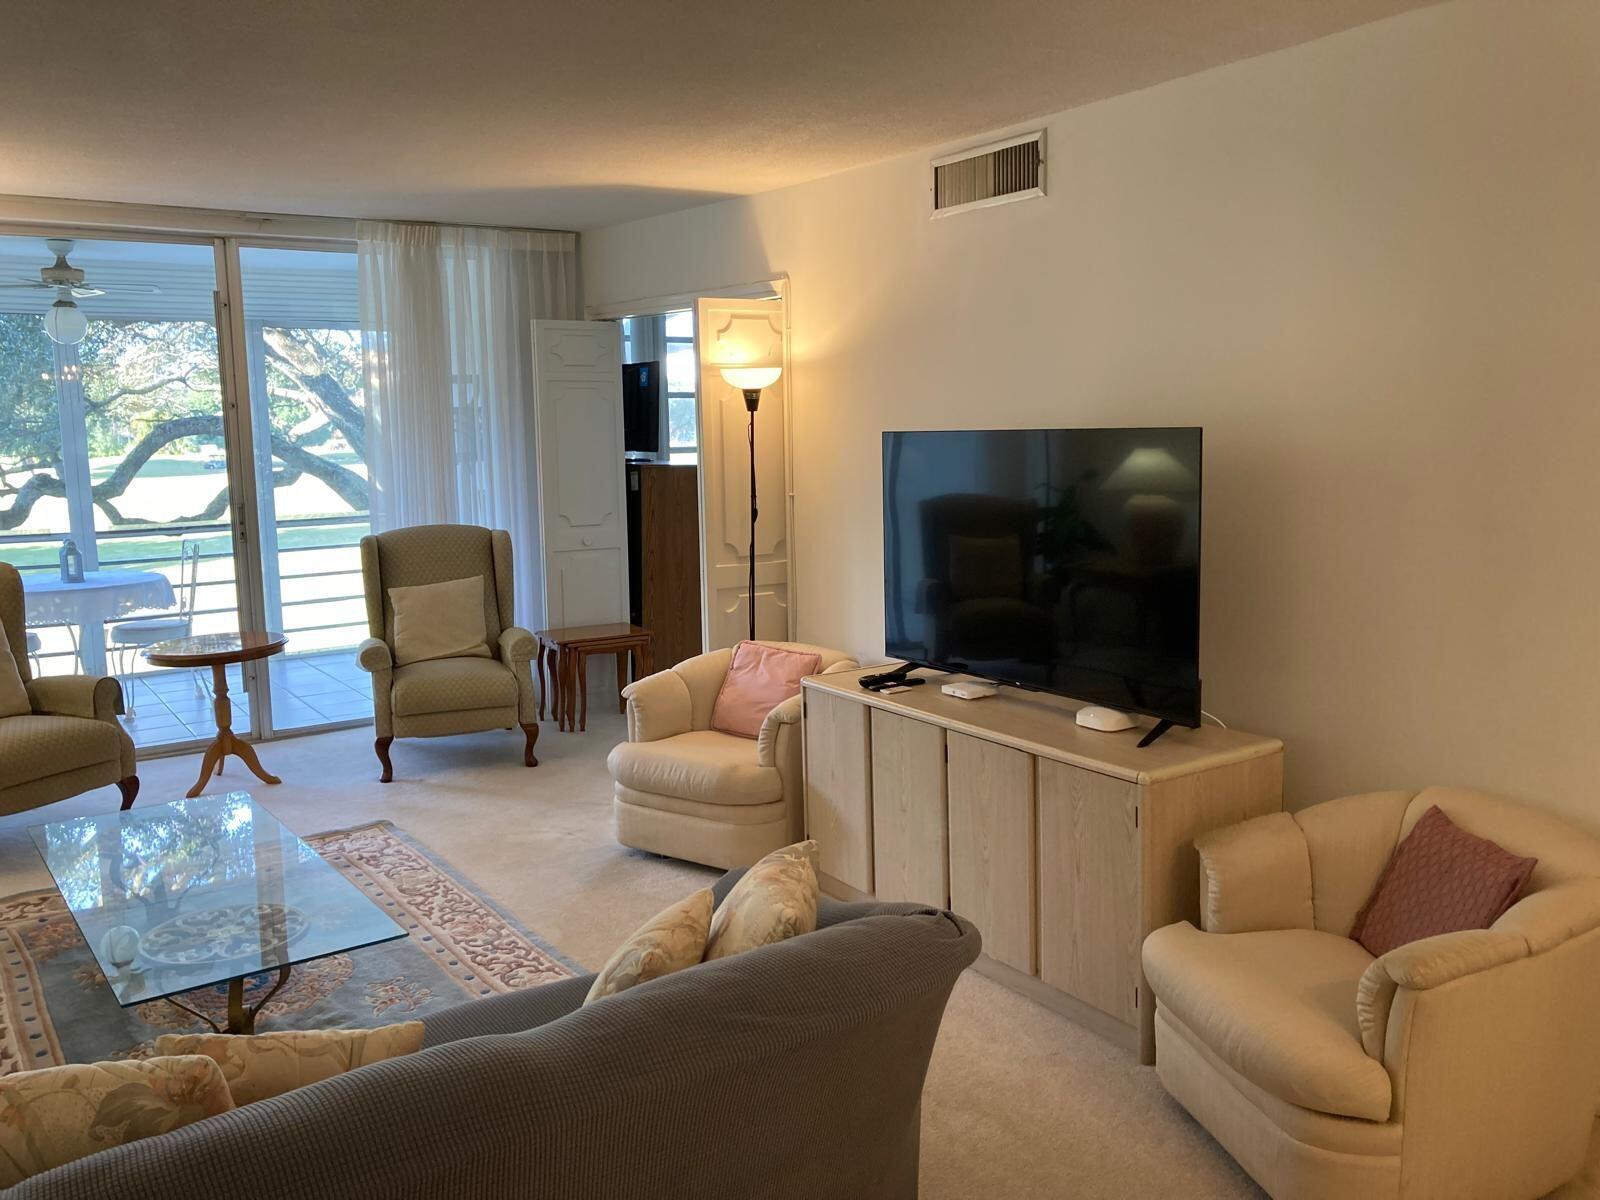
[70,287,106,299]
[93,283,162,295]
[0,280,49,289]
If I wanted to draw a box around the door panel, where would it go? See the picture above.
[532,320,629,631]
[947,731,1037,974]
[694,297,789,649]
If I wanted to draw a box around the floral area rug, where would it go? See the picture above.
[0,821,577,1072]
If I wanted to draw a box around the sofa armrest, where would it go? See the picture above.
[756,693,804,768]
[422,973,593,1046]
[1355,929,1528,1059]
[25,674,124,722]
[498,626,535,664]
[356,637,392,673]
[622,669,693,743]
[1194,812,1313,934]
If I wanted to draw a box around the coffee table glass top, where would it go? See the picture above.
[30,793,405,1007]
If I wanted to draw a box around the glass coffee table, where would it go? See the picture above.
[31,792,406,1033]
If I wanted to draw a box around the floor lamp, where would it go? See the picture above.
[719,365,783,643]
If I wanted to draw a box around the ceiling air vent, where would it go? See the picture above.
[931,131,1045,218]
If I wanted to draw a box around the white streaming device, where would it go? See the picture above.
[941,681,998,701]
[1075,705,1139,732]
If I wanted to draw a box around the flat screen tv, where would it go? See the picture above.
[882,427,1202,728]
[622,361,661,456]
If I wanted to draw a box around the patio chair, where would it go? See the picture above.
[356,524,539,781]
[0,562,139,816]
[108,538,203,713]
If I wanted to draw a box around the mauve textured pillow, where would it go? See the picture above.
[1349,805,1537,957]
[710,641,821,739]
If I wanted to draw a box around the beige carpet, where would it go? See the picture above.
[1,708,1593,1199]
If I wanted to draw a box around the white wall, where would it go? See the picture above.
[581,0,1600,825]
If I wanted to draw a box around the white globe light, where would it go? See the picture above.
[44,299,87,346]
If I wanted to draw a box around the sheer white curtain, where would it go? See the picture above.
[358,221,578,627]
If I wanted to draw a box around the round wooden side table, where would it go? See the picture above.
[145,632,288,798]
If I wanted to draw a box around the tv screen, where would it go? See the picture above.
[883,427,1202,727]
[622,361,661,455]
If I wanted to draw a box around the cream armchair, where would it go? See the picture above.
[0,563,138,814]
[356,525,538,782]
[1141,786,1600,1200]
[607,642,858,869]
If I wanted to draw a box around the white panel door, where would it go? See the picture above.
[695,296,789,649]
[532,320,629,631]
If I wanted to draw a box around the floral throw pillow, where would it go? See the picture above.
[584,887,715,1005]
[0,1055,234,1186]
[155,1022,424,1107]
[704,840,821,961]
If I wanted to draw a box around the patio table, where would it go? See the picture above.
[23,569,176,675]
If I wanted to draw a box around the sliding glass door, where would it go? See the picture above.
[236,245,372,732]
[0,233,248,749]
[0,229,373,753]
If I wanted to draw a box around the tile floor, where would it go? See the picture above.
[118,649,372,749]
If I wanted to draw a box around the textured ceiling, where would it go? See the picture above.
[0,0,1439,231]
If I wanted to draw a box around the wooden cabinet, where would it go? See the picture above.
[870,710,948,908]
[627,464,701,670]
[947,732,1036,974]
[801,687,873,895]
[801,668,1283,1063]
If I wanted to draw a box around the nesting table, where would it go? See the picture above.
[535,623,653,733]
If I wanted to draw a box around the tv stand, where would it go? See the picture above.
[1136,719,1176,748]
[800,666,1282,1063]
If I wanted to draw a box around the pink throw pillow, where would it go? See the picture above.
[1348,805,1537,957]
[710,642,823,739]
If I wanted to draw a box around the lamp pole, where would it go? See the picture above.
[719,366,783,644]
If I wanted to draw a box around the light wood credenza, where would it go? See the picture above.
[801,667,1283,1063]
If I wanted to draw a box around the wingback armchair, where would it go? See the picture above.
[356,525,538,782]
[0,563,138,815]
[607,642,858,869]
[1141,786,1600,1200]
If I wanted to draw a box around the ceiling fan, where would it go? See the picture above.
[0,238,162,345]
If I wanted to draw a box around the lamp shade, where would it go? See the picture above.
[44,299,87,346]
[1102,446,1197,492]
[720,365,782,391]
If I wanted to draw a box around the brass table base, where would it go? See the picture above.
[164,963,292,1035]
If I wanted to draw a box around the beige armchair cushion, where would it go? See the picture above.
[388,575,491,667]
[0,715,127,789]
[1293,789,1414,936]
[391,658,517,718]
[1143,922,1390,1121]
[1196,812,1312,934]
[608,731,781,807]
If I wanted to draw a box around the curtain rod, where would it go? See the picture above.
[0,193,577,242]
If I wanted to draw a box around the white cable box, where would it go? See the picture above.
[941,680,998,701]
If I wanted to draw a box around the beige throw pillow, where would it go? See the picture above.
[0,614,30,718]
[584,887,714,1005]
[155,1022,425,1106]
[704,840,820,961]
[388,576,491,667]
[0,1055,234,1186]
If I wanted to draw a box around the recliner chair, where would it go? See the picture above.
[355,525,539,782]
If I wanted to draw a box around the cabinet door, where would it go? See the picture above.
[803,688,873,893]
[1037,759,1140,1025]
[871,709,948,908]
[947,732,1035,973]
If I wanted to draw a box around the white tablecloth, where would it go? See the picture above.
[23,570,177,628]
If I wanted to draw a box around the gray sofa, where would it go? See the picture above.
[16,873,980,1198]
